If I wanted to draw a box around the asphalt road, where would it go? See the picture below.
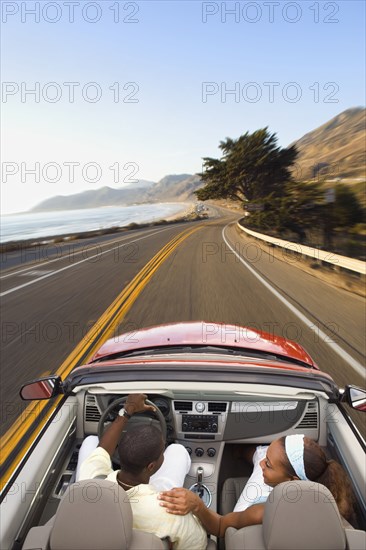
[1,207,365,436]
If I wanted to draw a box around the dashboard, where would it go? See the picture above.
[84,392,321,446]
[81,390,322,510]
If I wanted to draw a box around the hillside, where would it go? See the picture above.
[31,186,141,211]
[31,175,202,212]
[31,108,365,213]
[292,107,366,180]
[145,174,202,201]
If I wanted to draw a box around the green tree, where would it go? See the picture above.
[196,128,298,202]
[247,181,325,242]
[333,184,364,228]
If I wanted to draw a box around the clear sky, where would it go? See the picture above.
[1,0,365,213]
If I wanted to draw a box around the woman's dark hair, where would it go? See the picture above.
[118,424,163,474]
[278,436,355,521]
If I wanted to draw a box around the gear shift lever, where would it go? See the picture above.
[189,466,212,507]
[197,466,204,498]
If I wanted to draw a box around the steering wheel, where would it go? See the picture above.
[98,396,167,443]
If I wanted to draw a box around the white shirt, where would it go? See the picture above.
[79,447,207,550]
[233,445,273,512]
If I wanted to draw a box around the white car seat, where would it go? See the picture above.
[22,478,216,550]
[225,481,366,550]
[22,479,171,549]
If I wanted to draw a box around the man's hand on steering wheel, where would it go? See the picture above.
[98,393,165,458]
[124,393,156,417]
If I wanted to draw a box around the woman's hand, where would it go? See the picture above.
[158,488,203,515]
[160,488,223,536]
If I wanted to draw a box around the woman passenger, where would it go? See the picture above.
[158,434,355,537]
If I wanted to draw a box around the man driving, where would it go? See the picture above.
[78,393,207,549]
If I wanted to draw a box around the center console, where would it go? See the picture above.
[174,400,228,439]
[181,414,219,434]
[173,400,229,510]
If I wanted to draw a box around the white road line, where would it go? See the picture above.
[0,227,171,279]
[0,228,174,298]
[19,270,55,277]
[222,224,365,378]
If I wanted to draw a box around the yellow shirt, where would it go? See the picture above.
[79,447,207,550]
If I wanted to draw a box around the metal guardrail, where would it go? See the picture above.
[237,222,366,276]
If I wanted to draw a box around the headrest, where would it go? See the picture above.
[50,479,133,550]
[263,481,346,550]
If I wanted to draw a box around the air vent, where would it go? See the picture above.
[208,402,227,412]
[174,401,193,412]
[85,395,102,422]
[296,401,318,429]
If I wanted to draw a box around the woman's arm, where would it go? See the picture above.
[159,488,222,536]
[159,488,265,537]
[218,505,264,536]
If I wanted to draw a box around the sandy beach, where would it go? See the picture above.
[0,202,201,254]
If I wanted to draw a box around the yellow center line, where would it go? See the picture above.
[0,224,204,487]
[1,228,194,451]
[57,225,202,377]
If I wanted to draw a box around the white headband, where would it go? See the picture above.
[285,434,308,480]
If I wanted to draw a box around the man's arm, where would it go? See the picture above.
[99,393,155,457]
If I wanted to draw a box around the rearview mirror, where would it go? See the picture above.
[342,385,366,412]
[20,376,62,400]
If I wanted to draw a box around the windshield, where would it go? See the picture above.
[91,345,317,370]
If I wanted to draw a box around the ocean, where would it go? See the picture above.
[0,203,189,243]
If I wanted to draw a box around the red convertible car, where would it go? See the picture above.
[1,322,365,549]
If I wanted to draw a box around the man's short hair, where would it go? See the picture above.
[118,424,163,474]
